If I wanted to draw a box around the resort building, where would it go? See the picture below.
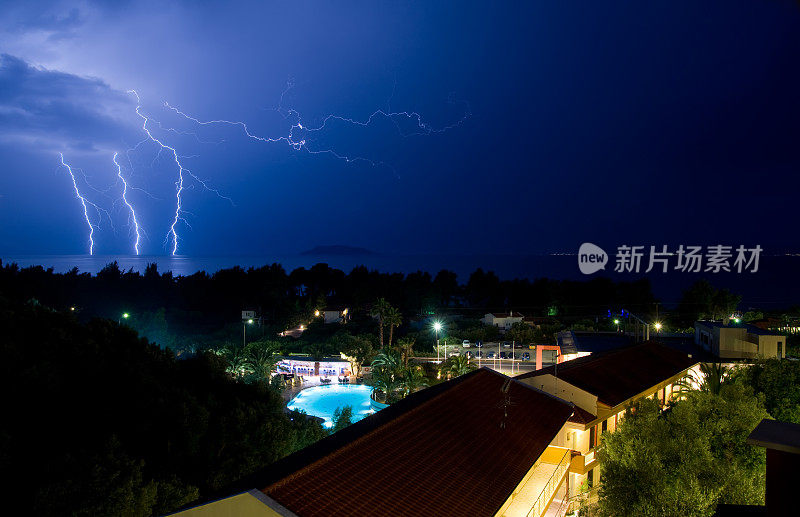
[317,306,350,324]
[694,320,787,360]
[172,368,579,517]
[515,341,700,505]
[173,343,701,517]
[482,311,525,333]
[276,357,351,378]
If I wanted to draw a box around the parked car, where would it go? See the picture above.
[502,341,511,348]
[448,351,460,357]
[475,341,483,348]
[499,352,508,359]
[487,351,495,359]
[462,340,470,347]
[464,351,473,359]
[522,352,531,361]
[514,342,525,349]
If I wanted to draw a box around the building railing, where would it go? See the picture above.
[526,448,571,517]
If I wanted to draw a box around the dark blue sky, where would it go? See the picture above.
[1,1,799,256]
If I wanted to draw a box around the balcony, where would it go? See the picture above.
[569,449,597,475]
[498,447,571,517]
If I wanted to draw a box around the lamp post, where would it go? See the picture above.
[433,321,442,363]
[614,319,620,332]
[654,322,663,335]
[119,312,130,324]
[243,318,254,348]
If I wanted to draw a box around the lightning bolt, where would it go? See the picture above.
[113,152,142,255]
[128,89,190,256]
[128,90,234,255]
[162,87,470,169]
[59,153,97,255]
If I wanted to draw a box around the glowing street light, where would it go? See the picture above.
[613,318,620,332]
[314,309,320,317]
[243,317,255,347]
[433,321,443,362]
[654,322,663,333]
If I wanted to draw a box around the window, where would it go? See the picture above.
[778,341,783,358]
[587,469,594,488]
[601,420,607,434]
[589,426,596,449]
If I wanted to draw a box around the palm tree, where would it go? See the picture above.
[447,355,471,377]
[372,368,400,402]
[371,298,392,349]
[371,348,402,375]
[247,342,279,382]
[386,307,402,348]
[219,345,250,379]
[371,349,403,402]
[675,362,730,396]
[400,365,428,396]
[385,306,402,348]
[397,337,416,368]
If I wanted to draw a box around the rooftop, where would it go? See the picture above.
[488,312,525,319]
[516,341,699,407]
[229,368,575,517]
[747,419,800,455]
[696,320,785,336]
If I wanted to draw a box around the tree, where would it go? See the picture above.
[245,340,280,382]
[397,336,415,367]
[597,384,768,516]
[337,334,375,378]
[0,300,327,516]
[218,344,251,378]
[506,321,536,344]
[371,349,403,402]
[732,359,800,423]
[400,365,428,396]
[371,298,392,349]
[676,362,731,396]
[446,355,471,377]
[677,280,741,324]
[331,406,353,433]
[385,306,402,348]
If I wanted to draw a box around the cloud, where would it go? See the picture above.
[0,53,139,153]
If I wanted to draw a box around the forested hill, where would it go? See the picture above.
[0,298,326,515]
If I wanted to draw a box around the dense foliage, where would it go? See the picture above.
[0,299,326,516]
[732,358,800,424]
[596,385,769,517]
[0,260,658,351]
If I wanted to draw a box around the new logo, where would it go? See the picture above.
[578,243,608,274]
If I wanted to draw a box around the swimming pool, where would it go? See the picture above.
[286,384,378,428]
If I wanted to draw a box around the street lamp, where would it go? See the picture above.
[433,321,443,363]
[119,312,130,324]
[613,319,620,332]
[654,322,663,333]
[243,318,254,347]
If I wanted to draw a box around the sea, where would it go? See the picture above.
[2,253,799,308]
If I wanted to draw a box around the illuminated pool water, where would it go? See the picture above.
[286,384,378,428]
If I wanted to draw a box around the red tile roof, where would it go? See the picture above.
[236,368,574,517]
[568,405,596,425]
[516,341,698,408]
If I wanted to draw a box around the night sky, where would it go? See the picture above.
[1,1,799,257]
